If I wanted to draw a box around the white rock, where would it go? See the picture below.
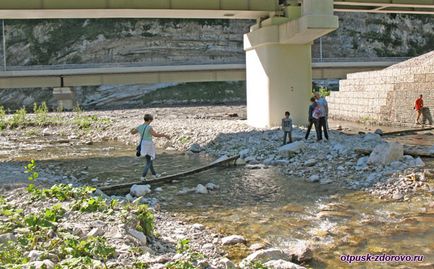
[24,260,55,269]
[414,157,425,167]
[217,257,237,269]
[307,175,320,183]
[150,264,166,269]
[389,161,404,170]
[0,233,16,244]
[206,183,219,190]
[186,202,193,207]
[222,235,246,245]
[125,194,134,201]
[202,243,214,250]
[287,241,313,263]
[87,227,104,237]
[392,192,404,200]
[177,187,194,195]
[264,260,306,269]
[91,178,99,182]
[303,159,316,167]
[363,133,382,143]
[195,184,208,194]
[28,250,43,261]
[154,187,163,192]
[128,228,147,245]
[130,184,151,197]
[239,248,291,268]
[278,141,305,156]
[331,143,348,155]
[192,223,205,230]
[368,142,404,165]
[239,149,250,158]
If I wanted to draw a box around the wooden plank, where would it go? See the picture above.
[355,148,433,158]
[98,155,240,195]
[380,127,434,136]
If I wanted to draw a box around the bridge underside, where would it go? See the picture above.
[0,62,397,89]
[0,1,433,19]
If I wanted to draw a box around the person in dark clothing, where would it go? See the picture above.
[305,97,320,140]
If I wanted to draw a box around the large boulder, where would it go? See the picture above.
[130,184,151,197]
[287,241,313,263]
[278,141,306,156]
[222,235,246,245]
[367,142,404,165]
[264,260,306,269]
[363,133,382,143]
[239,248,291,268]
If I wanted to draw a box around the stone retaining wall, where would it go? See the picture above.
[328,51,434,126]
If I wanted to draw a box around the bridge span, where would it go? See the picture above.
[0,1,432,19]
[0,59,406,89]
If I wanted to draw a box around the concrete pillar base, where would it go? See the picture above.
[53,87,74,111]
[245,43,312,127]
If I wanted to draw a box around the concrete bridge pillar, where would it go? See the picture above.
[53,87,74,111]
[244,0,338,127]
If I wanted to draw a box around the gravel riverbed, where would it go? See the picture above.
[0,105,433,269]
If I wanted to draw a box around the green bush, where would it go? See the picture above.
[60,236,115,264]
[0,106,6,130]
[33,101,49,126]
[135,205,155,237]
[9,107,27,128]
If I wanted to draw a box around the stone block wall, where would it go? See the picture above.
[328,51,434,126]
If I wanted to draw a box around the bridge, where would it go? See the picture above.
[0,1,432,19]
[0,0,432,127]
[0,58,407,88]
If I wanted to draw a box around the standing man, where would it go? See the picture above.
[314,92,329,140]
[414,94,424,124]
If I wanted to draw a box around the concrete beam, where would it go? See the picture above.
[0,0,279,19]
[334,0,434,14]
[0,61,400,88]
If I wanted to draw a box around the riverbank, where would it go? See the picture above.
[1,105,433,268]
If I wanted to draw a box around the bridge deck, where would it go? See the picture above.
[0,59,406,88]
[0,0,432,19]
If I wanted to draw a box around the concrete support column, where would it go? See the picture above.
[245,43,312,127]
[243,0,338,128]
[53,87,74,111]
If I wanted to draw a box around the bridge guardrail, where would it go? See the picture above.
[1,57,409,72]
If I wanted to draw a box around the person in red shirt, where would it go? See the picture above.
[414,94,424,124]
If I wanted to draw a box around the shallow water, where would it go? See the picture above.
[0,138,433,268]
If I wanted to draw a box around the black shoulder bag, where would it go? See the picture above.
[136,125,148,157]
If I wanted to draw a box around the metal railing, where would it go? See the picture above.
[0,57,409,72]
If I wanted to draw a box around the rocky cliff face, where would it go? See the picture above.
[313,13,434,58]
[2,19,250,66]
[0,13,433,110]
